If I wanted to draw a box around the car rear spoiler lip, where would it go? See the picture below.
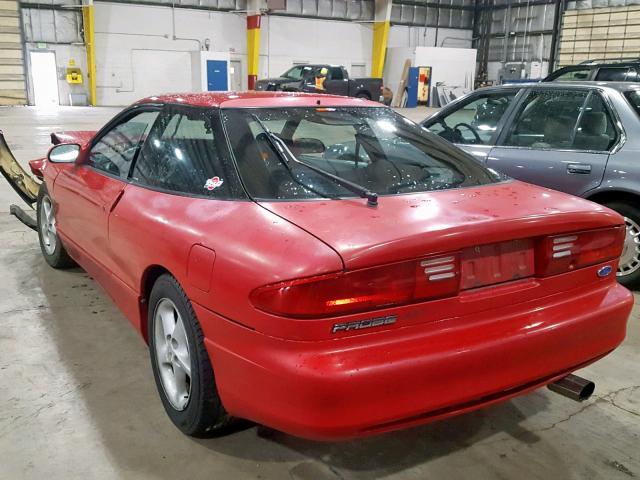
[0,130,40,206]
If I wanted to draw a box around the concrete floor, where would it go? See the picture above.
[0,105,638,480]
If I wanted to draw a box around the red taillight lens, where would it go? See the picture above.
[536,226,625,277]
[250,254,460,318]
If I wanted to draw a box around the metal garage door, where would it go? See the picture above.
[0,0,26,105]
[558,5,640,66]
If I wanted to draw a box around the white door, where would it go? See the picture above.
[230,60,242,91]
[30,51,59,107]
[351,64,367,78]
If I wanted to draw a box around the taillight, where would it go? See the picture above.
[536,226,625,277]
[250,254,460,318]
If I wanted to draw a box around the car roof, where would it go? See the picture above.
[134,91,379,108]
[481,81,640,94]
[566,60,640,67]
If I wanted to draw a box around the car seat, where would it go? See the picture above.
[573,112,612,151]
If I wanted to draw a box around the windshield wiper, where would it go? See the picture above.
[251,114,378,207]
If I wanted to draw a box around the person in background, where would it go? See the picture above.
[315,67,328,91]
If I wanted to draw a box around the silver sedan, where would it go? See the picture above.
[423,81,640,289]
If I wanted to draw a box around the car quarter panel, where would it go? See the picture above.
[106,185,344,336]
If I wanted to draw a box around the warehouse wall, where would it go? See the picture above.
[91,2,471,105]
[21,6,86,106]
[18,1,473,106]
[557,4,640,66]
[388,26,473,49]
[92,2,377,105]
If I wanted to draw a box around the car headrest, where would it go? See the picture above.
[580,112,607,135]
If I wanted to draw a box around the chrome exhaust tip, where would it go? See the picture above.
[548,374,595,402]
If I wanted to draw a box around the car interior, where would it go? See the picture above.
[228,110,468,199]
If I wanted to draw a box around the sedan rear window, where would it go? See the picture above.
[222,107,502,201]
[624,90,640,117]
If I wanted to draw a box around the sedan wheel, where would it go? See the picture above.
[604,201,640,289]
[153,298,192,411]
[618,216,640,278]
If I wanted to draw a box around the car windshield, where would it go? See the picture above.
[282,66,318,81]
[624,90,640,117]
[222,107,503,201]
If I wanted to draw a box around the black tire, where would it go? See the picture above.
[36,184,75,269]
[356,92,371,100]
[148,273,233,437]
[604,201,640,290]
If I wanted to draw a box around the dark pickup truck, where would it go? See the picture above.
[255,64,383,101]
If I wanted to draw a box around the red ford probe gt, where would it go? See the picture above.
[26,92,632,440]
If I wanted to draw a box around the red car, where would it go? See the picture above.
[27,92,632,440]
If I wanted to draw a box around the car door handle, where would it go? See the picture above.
[567,163,592,174]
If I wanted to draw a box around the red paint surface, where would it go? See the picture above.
[187,244,216,293]
[136,91,379,108]
[37,92,634,440]
[248,75,257,91]
[246,14,261,29]
[50,131,97,145]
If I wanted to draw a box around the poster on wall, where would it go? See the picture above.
[417,66,432,105]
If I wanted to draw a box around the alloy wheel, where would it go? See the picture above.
[39,195,57,255]
[618,216,640,278]
[153,298,192,411]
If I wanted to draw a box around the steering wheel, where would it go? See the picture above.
[452,122,482,144]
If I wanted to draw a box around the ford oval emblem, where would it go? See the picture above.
[597,265,613,278]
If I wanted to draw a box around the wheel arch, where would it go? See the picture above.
[584,189,640,210]
[139,264,174,343]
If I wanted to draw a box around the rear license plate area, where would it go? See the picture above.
[461,239,534,290]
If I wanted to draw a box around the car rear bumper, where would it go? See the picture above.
[195,282,633,441]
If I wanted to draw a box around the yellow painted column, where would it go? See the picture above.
[82,1,97,106]
[246,0,262,90]
[372,0,392,78]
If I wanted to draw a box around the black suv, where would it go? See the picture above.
[544,59,640,82]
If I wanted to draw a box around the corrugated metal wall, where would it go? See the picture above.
[98,0,473,27]
[487,2,556,64]
[558,4,640,65]
[567,1,640,8]
[0,0,26,105]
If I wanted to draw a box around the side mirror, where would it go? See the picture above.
[48,143,80,163]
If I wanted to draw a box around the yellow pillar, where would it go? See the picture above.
[372,0,392,78]
[246,0,262,90]
[82,1,97,106]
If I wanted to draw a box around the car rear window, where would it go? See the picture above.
[221,107,503,201]
[595,67,631,81]
[624,90,640,117]
[551,68,591,81]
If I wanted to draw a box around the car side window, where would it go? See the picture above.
[573,93,618,151]
[330,67,344,80]
[552,68,591,81]
[426,91,517,145]
[131,106,233,197]
[595,67,630,81]
[503,89,617,151]
[87,110,159,178]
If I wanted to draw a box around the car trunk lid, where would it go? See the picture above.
[259,180,622,273]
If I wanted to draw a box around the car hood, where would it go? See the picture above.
[255,78,303,90]
[256,77,294,86]
[258,180,623,269]
[51,130,96,146]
